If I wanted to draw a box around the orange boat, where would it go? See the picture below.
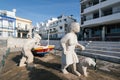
[32,45,55,56]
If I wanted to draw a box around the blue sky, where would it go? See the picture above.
[0,0,80,25]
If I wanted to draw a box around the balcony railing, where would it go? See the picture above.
[0,27,14,30]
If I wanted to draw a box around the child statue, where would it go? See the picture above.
[19,33,41,67]
[60,22,85,76]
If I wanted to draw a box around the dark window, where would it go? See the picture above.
[64,19,67,21]
[60,26,63,30]
[0,31,2,36]
[25,24,27,30]
[8,21,13,29]
[65,24,67,31]
[101,0,106,2]
[53,28,56,31]
[81,17,84,24]
[93,0,99,5]
[18,23,21,28]
[59,20,62,22]
[107,26,120,34]
[50,29,52,32]
[93,11,99,19]
[92,27,102,36]
[102,8,112,16]
[81,4,86,13]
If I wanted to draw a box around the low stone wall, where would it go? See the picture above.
[7,37,29,48]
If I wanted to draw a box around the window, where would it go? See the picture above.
[102,8,112,16]
[92,27,102,36]
[81,4,86,13]
[81,17,84,24]
[1,12,7,16]
[101,0,106,2]
[60,26,63,30]
[8,21,13,28]
[107,25,120,34]
[50,29,52,32]
[8,32,12,36]
[47,30,49,33]
[93,11,99,19]
[53,28,56,31]
[18,23,21,28]
[0,20,2,27]
[0,31,2,36]
[93,0,99,5]
[64,19,67,21]
[59,20,62,22]
[64,24,67,31]
[3,20,8,28]
[25,24,27,30]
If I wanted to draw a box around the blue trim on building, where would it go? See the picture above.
[0,15,16,37]
[0,15,16,21]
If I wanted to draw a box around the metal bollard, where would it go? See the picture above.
[94,58,97,70]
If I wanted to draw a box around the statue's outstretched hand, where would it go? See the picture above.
[80,45,85,51]
[77,44,85,51]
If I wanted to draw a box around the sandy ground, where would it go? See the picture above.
[0,52,119,80]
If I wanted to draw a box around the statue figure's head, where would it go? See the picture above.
[34,33,41,41]
[70,22,80,33]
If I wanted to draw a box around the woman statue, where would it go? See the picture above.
[60,22,85,76]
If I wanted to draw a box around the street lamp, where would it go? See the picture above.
[45,26,49,45]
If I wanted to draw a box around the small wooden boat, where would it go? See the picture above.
[32,45,55,56]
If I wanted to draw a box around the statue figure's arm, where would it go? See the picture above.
[76,42,85,51]
[60,34,69,54]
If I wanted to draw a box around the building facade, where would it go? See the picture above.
[38,15,76,39]
[16,17,32,38]
[0,9,16,37]
[80,0,120,41]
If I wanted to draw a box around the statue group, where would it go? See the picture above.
[19,22,95,77]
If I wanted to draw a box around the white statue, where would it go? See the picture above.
[60,22,85,76]
[19,33,41,67]
[27,28,32,39]
[78,57,96,77]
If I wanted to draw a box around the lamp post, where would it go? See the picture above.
[47,28,49,45]
[45,26,49,45]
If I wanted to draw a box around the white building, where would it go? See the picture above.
[81,0,120,41]
[38,15,76,39]
[16,17,32,38]
[0,9,16,37]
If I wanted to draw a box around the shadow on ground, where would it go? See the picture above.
[28,68,63,80]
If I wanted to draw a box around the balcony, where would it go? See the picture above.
[81,13,120,27]
[83,4,99,14]
[100,0,120,9]
[83,0,120,14]
[16,27,29,31]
